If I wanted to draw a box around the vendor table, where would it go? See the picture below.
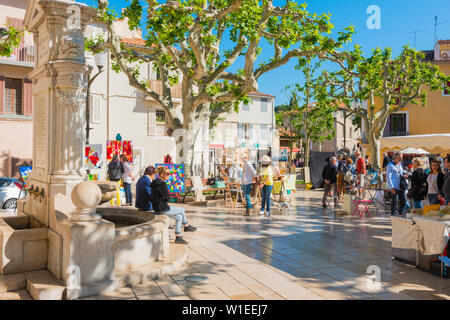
[391,215,450,274]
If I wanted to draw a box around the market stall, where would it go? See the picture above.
[381,133,450,156]
[391,206,450,275]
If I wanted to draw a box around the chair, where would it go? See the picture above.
[439,256,450,277]
[352,199,373,218]
[191,176,207,203]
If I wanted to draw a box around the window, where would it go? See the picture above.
[388,113,407,136]
[238,123,245,140]
[261,98,268,112]
[89,95,101,123]
[0,179,12,188]
[156,110,166,124]
[4,78,22,115]
[260,124,268,140]
[242,102,249,111]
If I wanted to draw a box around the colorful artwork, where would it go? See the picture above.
[19,166,32,189]
[155,164,185,193]
[107,140,133,163]
[85,144,103,169]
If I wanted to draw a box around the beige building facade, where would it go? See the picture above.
[0,0,34,177]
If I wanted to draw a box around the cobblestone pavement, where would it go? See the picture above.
[87,190,450,300]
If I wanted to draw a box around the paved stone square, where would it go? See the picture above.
[86,190,450,300]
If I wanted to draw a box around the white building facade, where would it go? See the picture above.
[208,92,278,174]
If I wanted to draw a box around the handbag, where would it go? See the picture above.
[399,176,408,191]
[429,176,444,206]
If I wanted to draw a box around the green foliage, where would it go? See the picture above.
[0,26,23,57]
[323,45,450,126]
[92,0,354,142]
[320,45,450,168]
[278,60,336,156]
[85,33,106,54]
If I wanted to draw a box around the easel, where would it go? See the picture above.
[225,181,244,208]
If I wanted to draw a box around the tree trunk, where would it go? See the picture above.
[177,117,198,179]
[367,132,381,170]
[304,136,310,167]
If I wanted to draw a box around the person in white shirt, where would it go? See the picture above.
[120,154,134,206]
[241,154,257,216]
[228,162,243,184]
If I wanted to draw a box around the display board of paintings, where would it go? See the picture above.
[155,164,185,193]
[106,140,133,163]
[19,166,32,188]
[85,144,103,169]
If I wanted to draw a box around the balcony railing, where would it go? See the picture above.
[147,80,182,99]
[383,131,409,137]
[0,43,35,65]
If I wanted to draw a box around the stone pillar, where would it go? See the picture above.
[23,0,117,299]
[22,0,95,227]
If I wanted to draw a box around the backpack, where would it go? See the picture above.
[108,162,123,181]
[344,170,354,184]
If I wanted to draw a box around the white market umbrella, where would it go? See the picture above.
[381,134,450,150]
[399,147,430,154]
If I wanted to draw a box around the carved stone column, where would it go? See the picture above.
[22,1,118,299]
[22,0,96,226]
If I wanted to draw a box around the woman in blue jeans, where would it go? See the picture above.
[410,158,427,209]
[150,166,196,244]
[427,160,445,205]
[259,156,273,216]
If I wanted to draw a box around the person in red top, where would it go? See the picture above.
[355,151,366,198]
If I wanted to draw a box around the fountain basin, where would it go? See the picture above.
[0,216,48,274]
[96,207,170,272]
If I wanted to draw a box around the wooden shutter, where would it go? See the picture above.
[89,95,101,123]
[23,78,33,116]
[0,76,4,114]
[147,108,156,135]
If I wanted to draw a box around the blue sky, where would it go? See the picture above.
[83,0,450,105]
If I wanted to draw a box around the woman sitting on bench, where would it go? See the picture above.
[150,166,197,244]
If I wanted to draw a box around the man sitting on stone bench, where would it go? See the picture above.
[135,166,156,212]
[151,166,197,244]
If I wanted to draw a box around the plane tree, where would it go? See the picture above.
[88,0,354,176]
[320,46,450,169]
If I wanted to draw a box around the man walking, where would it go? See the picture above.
[322,157,338,208]
[387,153,410,216]
[242,154,257,216]
[336,155,347,197]
[355,151,366,198]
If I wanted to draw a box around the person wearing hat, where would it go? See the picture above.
[259,155,274,216]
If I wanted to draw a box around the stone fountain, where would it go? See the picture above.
[0,0,182,300]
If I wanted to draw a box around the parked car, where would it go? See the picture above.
[0,178,25,209]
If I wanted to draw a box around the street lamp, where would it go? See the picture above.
[86,51,107,176]
[333,109,348,150]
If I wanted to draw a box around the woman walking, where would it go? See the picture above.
[150,166,197,244]
[120,155,134,206]
[426,160,445,205]
[259,155,274,217]
[409,158,427,209]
